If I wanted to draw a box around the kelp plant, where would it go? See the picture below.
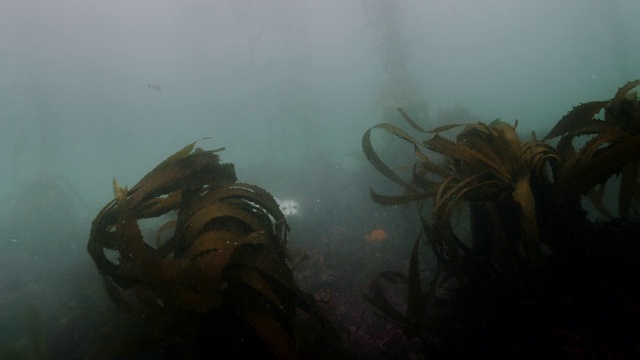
[544,79,640,219]
[361,80,640,356]
[87,141,335,359]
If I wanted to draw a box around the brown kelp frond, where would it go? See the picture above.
[370,187,432,206]
[362,110,557,336]
[404,236,424,336]
[362,271,408,328]
[425,134,510,184]
[127,141,236,210]
[88,143,333,358]
[549,80,640,218]
[398,107,429,133]
[363,81,640,353]
[543,101,609,141]
[363,234,439,338]
[362,124,420,193]
[363,109,557,272]
[522,138,560,176]
[610,79,640,115]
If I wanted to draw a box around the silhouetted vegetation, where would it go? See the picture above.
[87,141,342,359]
[362,80,640,358]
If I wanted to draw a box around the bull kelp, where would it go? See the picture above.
[87,141,340,359]
[362,80,640,358]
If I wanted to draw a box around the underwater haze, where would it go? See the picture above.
[1,0,639,199]
[1,0,639,358]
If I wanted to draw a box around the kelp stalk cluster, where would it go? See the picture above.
[87,141,335,358]
[362,80,640,357]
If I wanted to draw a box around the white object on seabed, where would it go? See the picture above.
[274,198,300,217]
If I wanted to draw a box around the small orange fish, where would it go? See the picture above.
[148,84,162,92]
[365,228,388,243]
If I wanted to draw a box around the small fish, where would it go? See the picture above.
[148,84,162,92]
[365,228,388,243]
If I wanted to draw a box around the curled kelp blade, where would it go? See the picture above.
[174,183,288,252]
[398,107,429,133]
[557,81,640,214]
[155,219,177,248]
[405,236,425,337]
[138,190,182,219]
[362,271,408,327]
[362,124,419,191]
[557,131,640,198]
[568,136,640,200]
[609,79,640,115]
[362,236,429,337]
[214,183,288,232]
[546,79,640,167]
[186,183,285,222]
[88,179,154,286]
[110,178,149,260]
[362,119,468,209]
[456,124,512,174]
[220,238,330,358]
[178,202,267,244]
[543,101,609,141]
[413,145,451,180]
[523,140,560,176]
[365,108,557,273]
[425,135,510,184]
[128,146,236,210]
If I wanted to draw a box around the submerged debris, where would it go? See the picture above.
[147,83,161,92]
